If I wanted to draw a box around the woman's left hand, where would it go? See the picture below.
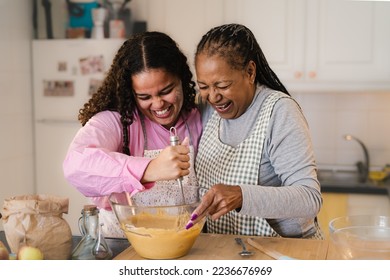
[186,184,242,229]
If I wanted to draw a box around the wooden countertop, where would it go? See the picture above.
[114,233,341,260]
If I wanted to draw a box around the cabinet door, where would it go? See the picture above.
[146,0,225,70]
[306,0,390,86]
[224,0,390,90]
[223,0,306,83]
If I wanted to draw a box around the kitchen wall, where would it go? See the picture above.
[36,0,390,171]
[293,90,390,171]
[0,0,390,232]
[0,0,34,230]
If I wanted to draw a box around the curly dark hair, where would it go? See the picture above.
[78,31,197,155]
[195,23,290,96]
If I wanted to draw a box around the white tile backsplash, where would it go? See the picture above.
[296,91,390,169]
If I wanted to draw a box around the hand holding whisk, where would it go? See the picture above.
[169,127,186,205]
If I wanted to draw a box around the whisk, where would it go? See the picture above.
[169,127,186,205]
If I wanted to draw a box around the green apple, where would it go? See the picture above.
[17,245,44,260]
[0,241,10,260]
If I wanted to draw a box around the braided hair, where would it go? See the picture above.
[78,31,197,155]
[195,23,289,96]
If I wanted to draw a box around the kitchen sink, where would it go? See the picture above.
[318,169,390,195]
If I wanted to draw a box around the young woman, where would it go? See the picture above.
[63,31,202,237]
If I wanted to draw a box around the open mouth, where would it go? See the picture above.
[153,106,172,118]
[214,101,232,113]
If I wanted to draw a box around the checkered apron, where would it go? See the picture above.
[195,91,287,236]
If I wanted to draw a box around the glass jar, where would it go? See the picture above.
[71,205,112,260]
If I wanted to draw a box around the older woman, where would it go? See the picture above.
[188,24,323,239]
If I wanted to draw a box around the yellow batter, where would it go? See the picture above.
[122,211,204,259]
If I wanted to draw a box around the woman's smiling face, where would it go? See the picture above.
[132,68,183,129]
[195,53,256,119]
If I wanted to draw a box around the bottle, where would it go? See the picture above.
[91,7,106,39]
[71,205,113,260]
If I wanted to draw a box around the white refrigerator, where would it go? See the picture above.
[32,39,124,234]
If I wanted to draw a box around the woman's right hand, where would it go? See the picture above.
[185,184,243,229]
[141,137,190,183]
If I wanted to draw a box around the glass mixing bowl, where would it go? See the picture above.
[109,185,205,259]
[329,215,390,260]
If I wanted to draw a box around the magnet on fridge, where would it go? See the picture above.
[58,61,67,72]
[43,80,75,97]
[79,55,105,75]
[88,78,103,96]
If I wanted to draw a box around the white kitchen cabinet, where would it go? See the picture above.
[224,0,390,91]
[224,0,306,86]
[305,0,390,90]
[145,0,225,72]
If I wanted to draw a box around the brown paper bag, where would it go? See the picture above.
[1,194,72,260]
